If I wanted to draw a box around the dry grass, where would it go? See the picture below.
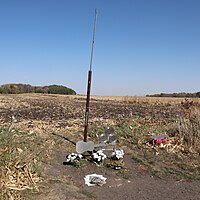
[0,128,55,199]
[112,112,200,179]
[178,107,200,154]
[70,95,200,106]
[0,93,200,199]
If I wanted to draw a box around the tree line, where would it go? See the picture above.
[146,92,200,98]
[0,84,76,95]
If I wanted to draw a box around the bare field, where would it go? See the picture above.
[71,94,200,105]
[0,93,200,200]
[0,93,192,136]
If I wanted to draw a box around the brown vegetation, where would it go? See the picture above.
[0,94,199,199]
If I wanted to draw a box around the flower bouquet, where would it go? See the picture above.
[63,153,83,168]
[107,149,124,170]
[92,150,107,166]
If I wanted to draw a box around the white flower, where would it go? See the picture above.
[66,153,83,163]
[78,154,83,159]
[65,158,70,162]
[111,149,124,160]
[92,150,107,162]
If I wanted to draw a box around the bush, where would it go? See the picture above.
[48,85,76,95]
[35,87,48,94]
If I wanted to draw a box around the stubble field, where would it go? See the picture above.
[0,94,200,199]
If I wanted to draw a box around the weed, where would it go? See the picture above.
[80,189,96,199]
[0,127,53,199]
[118,169,130,179]
[177,113,200,154]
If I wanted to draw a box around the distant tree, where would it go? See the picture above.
[146,91,200,98]
[0,83,76,95]
[160,93,164,97]
[48,85,76,95]
[196,92,200,98]
[35,87,48,93]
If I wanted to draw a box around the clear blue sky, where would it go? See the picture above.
[0,0,199,96]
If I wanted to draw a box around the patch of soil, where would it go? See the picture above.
[39,150,200,200]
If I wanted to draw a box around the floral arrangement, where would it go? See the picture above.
[152,137,167,145]
[107,149,125,170]
[63,153,83,167]
[63,149,125,170]
[150,134,168,145]
[111,149,124,160]
[92,150,107,165]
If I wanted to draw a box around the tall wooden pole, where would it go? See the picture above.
[84,9,98,142]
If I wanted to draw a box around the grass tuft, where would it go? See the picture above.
[0,127,53,200]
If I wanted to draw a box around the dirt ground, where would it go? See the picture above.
[0,94,200,200]
[34,149,199,200]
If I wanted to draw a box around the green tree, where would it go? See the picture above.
[48,85,76,95]
[0,87,3,94]
[196,92,200,98]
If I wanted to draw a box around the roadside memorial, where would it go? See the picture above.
[75,9,119,156]
[63,10,125,190]
[66,125,124,169]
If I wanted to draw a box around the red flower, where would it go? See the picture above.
[156,139,162,144]
[162,138,167,143]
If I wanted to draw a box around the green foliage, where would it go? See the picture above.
[196,92,200,98]
[35,86,48,94]
[0,84,76,95]
[0,84,34,94]
[48,85,76,95]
